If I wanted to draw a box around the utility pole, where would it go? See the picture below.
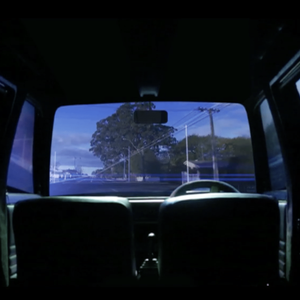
[128,146,130,182]
[198,107,220,180]
[123,137,145,181]
[185,125,189,182]
[123,158,125,180]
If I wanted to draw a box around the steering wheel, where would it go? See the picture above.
[170,180,240,197]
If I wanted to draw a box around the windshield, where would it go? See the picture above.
[49,101,256,197]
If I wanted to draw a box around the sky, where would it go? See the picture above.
[50,101,252,175]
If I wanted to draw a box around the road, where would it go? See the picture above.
[50,178,180,196]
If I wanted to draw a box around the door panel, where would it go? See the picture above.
[264,191,287,281]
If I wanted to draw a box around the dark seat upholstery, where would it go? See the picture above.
[158,193,279,286]
[13,196,136,286]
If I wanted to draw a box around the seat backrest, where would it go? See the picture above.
[7,193,41,280]
[158,193,279,286]
[13,196,136,286]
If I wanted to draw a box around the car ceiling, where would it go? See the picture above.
[1,18,300,108]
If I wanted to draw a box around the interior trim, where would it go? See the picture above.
[6,193,41,204]
[270,49,300,85]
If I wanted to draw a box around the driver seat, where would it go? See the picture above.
[158,193,279,286]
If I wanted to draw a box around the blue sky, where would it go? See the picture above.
[51,101,251,175]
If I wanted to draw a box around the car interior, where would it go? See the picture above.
[1,18,300,287]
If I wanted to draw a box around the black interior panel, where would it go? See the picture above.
[264,191,287,280]
[130,201,162,223]
[130,201,163,268]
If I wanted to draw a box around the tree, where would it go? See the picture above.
[89,102,177,181]
[167,134,213,173]
[168,134,254,174]
[92,169,104,177]
[130,148,162,175]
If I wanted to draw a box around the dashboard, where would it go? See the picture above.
[128,197,166,223]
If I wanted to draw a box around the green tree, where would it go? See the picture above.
[130,148,161,175]
[92,169,104,177]
[168,134,254,174]
[168,134,213,173]
[221,137,254,174]
[89,102,177,181]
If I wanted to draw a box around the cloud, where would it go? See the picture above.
[51,148,102,168]
[50,132,102,168]
[51,133,91,148]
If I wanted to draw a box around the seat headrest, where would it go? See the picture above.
[14,195,130,207]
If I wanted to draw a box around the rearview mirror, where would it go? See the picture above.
[134,110,168,124]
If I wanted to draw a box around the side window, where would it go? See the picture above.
[6,100,35,193]
[296,78,300,96]
[259,99,286,190]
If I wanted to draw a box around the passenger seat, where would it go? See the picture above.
[13,196,137,286]
[158,193,279,286]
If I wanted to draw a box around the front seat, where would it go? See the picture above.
[158,193,279,286]
[13,196,137,286]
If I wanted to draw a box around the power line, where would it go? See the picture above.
[136,103,224,152]
[182,103,232,129]
[134,110,204,152]
[103,104,227,172]
[96,103,224,169]
[137,103,232,151]
[97,103,230,174]
[126,103,224,158]
[170,109,199,127]
[171,103,221,128]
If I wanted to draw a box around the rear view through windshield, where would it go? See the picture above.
[50,101,256,196]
